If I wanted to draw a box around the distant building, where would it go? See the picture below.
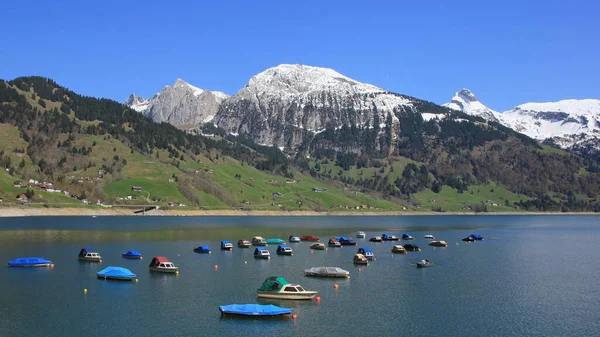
[272,192,282,197]
[16,193,28,201]
[285,179,296,184]
[13,181,23,188]
[131,186,143,191]
[311,187,324,192]
[127,195,138,200]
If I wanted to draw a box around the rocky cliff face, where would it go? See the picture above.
[213,64,422,149]
[125,79,229,125]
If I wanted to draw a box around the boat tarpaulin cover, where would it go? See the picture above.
[97,266,136,278]
[8,257,51,267]
[122,250,142,257]
[78,248,94,256]
[258,276,289,291]
[219,304,291,316]
[470,234,483,239]
[358,247,373,253]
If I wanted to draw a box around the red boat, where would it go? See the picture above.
[300,235,319,241]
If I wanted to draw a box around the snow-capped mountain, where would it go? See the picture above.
[442,89,498,122]
[444,90,600,150]
[213,64,421,148]
[125,79,229,125]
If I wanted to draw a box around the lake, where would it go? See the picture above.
[0,215,598,336]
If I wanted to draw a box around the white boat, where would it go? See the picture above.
[237,239,251,248]
[328,238,341,247]
[356,231,366,238]
[304,267,350,278]
[310,243,326,250]
[288,235,301,243]
[353,254,368,265]
[78,248,102,262]
[357,248,374,260]
[391,245,407,254]
[417,259,432,268]
[429,240,448,247]
[424,234,435,239]
[254,247,270,259]
[257,277,318,300]
[149,256,178,274]
[252,236,267,246]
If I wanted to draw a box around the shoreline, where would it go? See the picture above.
[0,206,596,217]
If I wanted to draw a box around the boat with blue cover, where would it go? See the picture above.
[8,257,52,267]
[254,247,270,259]
[339,237,357,246]
[276,245,293,255]
[462,236,475,242]
[122,250,143,259]
[402,233,415,240]
[357,247,374,259]
[470,234,484,240]
[78,248,102,262]
[381,233,399,241]
[97,266,136,281]
[219,304,292,317]
[221,240,233,250]
[193,246,211,253]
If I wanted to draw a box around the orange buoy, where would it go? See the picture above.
[84,288,87,293]
[214,265,218,269]
[292,314,297,319]
[50,264,55,268]
[334,284,339,289]
[358,268,361,272]
[373,258,376,261]
[315,296,321,302]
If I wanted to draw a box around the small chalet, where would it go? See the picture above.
[127,195,138,200]
[131,186,143,192]
[311,187,324,192]
[272,192,282,197]
[285,179,296,184]
[16,193,28,202]
[13,181,23,188]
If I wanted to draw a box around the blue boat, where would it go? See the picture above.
[381,233,399,241]
[194,246,211,253]
[221,240,233,250]
[470,234,484,240]
[97,266,136,281]
[339,237,357,246]
[219,304,291,317]
[122,250,143,259]
[357,247,374,259]
[276,245,293,255]
[8,257,52,268]
[402,233,414,240]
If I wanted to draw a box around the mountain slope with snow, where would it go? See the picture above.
[442,89,498,122]
[125,79,229,125]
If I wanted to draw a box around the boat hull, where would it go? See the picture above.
[391,249,407,254]
[149,267,178,274]
[417,263,432,268]
[97,275,135,281]
[238,244,251,248]
[353,260,368,265]
[122,255,143,259]
[257,291,317,300]
[9,263,51,268]
[254,256,270,259]
[78,257,101,262]
[305,272,349,278]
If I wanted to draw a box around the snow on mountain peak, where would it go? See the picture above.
[124,94,150,112]
[443,88,498,121]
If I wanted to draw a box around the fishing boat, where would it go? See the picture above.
[403,244,421,252]
[237,239,251,248]
[462,236,475,242]
[288,235,301,243]
[256,276,318,300]
[304,266,350,278]
[381,233,399,241]
[252,236,267,246]
[310,243,326,250]
[8,257,52,267]
[356,231,366,239]
[470,234,484,240]
[328,238,341,247]
[369,236,383,242]
[149,256,178,274]
[221,240,233,250]
[339,237,357,246]
[353,254,368,265]
[357,247,374,260]
[78,248,102,262]
[97,266,136,281]
[402,233,415,240]
[276,245,293,255]
[429,240,448,247]
[391,245,407,254]
[424,234,435,239]
[219,304,292,317]
[193,246,211,253]
[416,259,432,268]
[300,235,319,242]
[254,247,270,259]
[266,238,285,245]
[122,250,143,259]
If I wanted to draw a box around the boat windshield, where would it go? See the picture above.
[283,286,298,292]
[296,286,305,291]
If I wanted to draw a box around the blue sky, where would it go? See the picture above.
[1,0,598,111]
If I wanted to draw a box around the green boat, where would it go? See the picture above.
[266,238,285,244]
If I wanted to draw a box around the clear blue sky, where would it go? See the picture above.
[1,0,598,111]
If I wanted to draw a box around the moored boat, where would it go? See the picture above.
[424,234,435,239]
[402,233,415,240]
[219,304,292,317]
[356,231,366,239]
[300,235,319,242]
[122,250,143,259]
[97,266,136,281]
[254,247,270,259]
[381,233,399,241]
[276,245,293,255]
[193,246,211,253]
[369,236,383,242]
[8,257,52,267]
[339,237,357,246]
[429,240,448,247]
[304,266,350,278]
[462,236,475,242]
[78,248,102,262]
[256,276,318,300]
[237,239,251,248]
[357,247,374,259]
[470,234,484,240]
[353,254,368,265]
[252,236,267,246]
[288,235,301,243]
[403,244,421,252]
[149,256,178,273]
[328,238,341,247]
[266,238,285,245]
[391,245,407,254]
[416,259,432,268]
[221,240,233,250]
[310,243,326,250]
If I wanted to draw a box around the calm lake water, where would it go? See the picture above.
[0,215,599,336]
